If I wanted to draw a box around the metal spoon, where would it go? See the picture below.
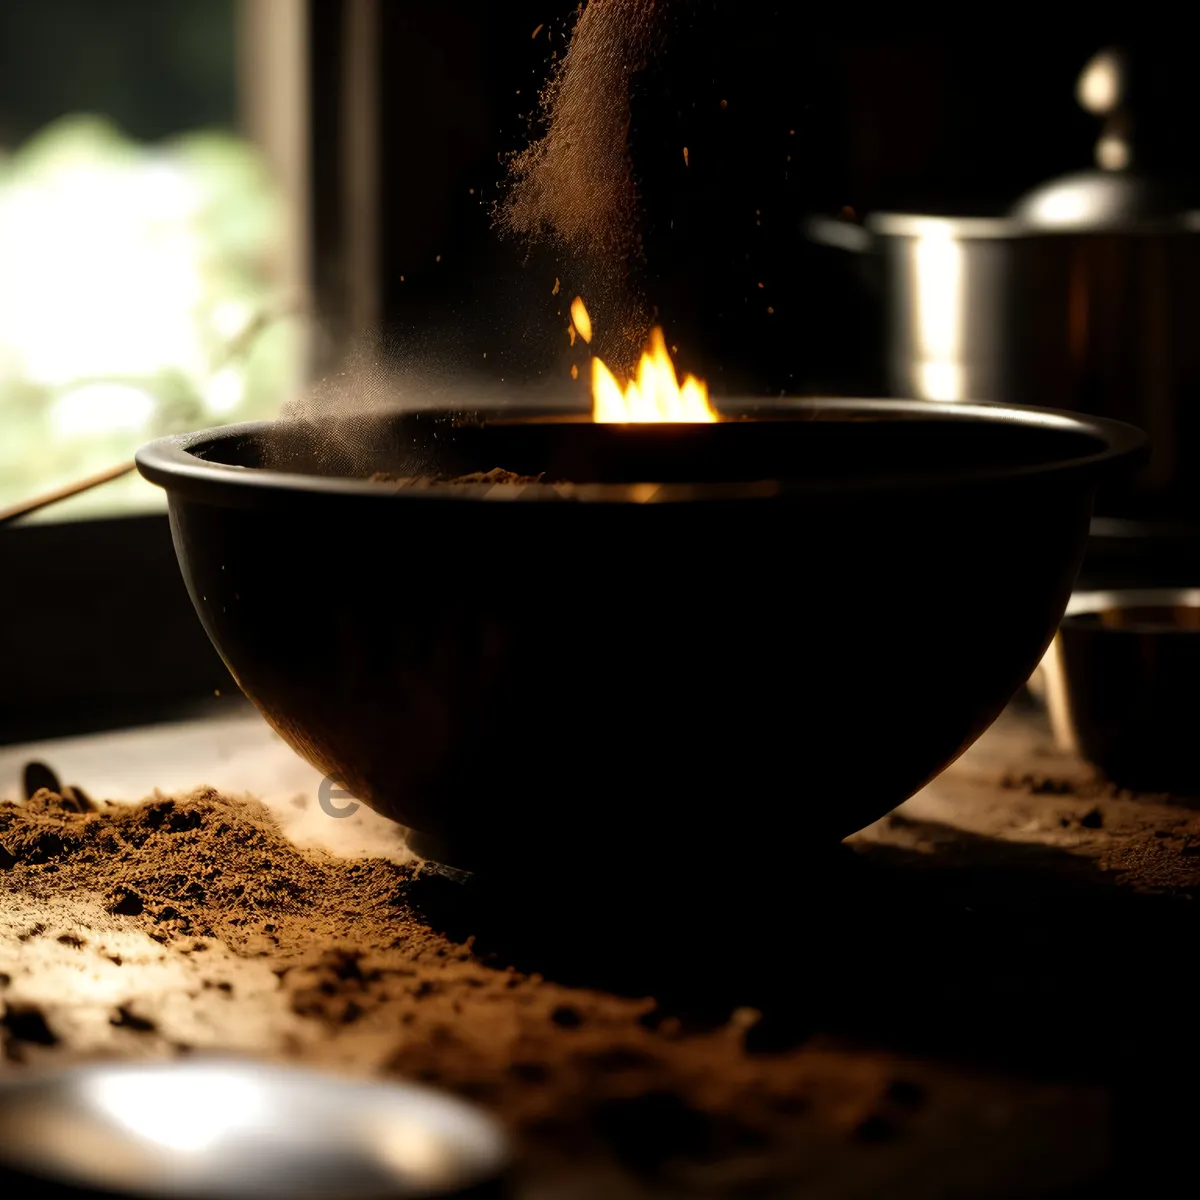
[0,1057,509,1198]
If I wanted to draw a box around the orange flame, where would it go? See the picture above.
[570,296,592,343]
[587,314,716,424]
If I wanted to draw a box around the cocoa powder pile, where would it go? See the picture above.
[368,468,549,486]
[0,782,1099,1198]
[28,704,1200,1200]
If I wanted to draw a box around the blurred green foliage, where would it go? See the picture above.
[0,115,304,519]
[0,0,307,520]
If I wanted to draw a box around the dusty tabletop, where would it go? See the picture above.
[3,704,1199,1199]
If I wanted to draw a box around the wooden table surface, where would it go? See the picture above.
[2,697,1197,1198]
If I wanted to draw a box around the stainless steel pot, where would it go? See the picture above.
[806,210,1200,520]
[806,47,1200,525]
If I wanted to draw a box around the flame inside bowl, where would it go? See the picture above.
[573,298,716,424]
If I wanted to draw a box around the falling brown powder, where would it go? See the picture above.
[495,0,666,372]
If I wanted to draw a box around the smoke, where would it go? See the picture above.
[495,0,668,373]
[266,328,583,476]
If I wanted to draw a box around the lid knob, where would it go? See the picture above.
[1009,44,1183,229]
[1076,47,1132,170]
[1076,47,1125,117]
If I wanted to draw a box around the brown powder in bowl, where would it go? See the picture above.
[368,468,549,486]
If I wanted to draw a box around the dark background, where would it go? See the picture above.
[351,5,1200,400]
[2,3,1192,402]
[0,0,235,145]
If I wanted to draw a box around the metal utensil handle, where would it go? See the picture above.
[802,214,873,253]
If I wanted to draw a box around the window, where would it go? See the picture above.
[0,0,305,521]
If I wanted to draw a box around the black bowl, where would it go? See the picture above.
[136,400,1143,874]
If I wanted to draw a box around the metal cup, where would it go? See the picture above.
[1039,588,1200,792]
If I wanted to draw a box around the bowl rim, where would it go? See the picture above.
[135,397,1146,508]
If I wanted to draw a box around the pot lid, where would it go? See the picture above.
[1010,47,1189,231]
[1012,170,1185,231]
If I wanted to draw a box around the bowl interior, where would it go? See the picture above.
[192,408,1111,487]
